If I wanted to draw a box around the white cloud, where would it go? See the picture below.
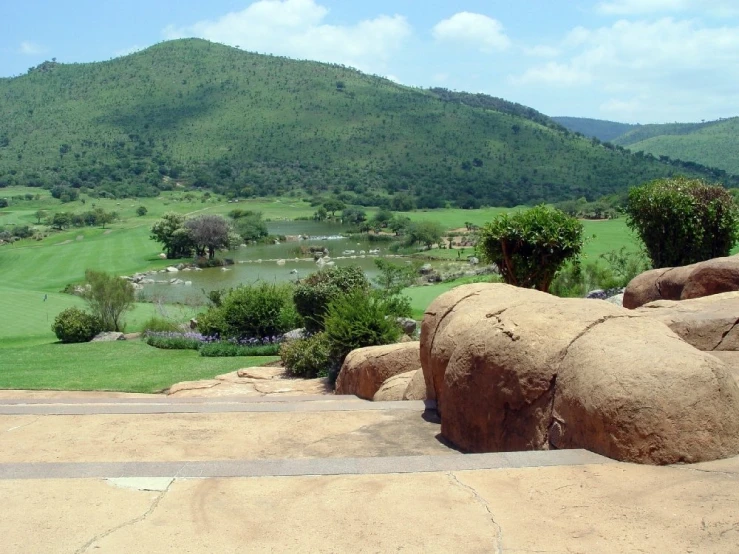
[509,17,739,120]
[163,0,412,73]
[432,12,511,53]
[19,41,45,55]
[523,45,560,58]
[596,0,739,16]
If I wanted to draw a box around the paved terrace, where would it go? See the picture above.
[1,392,738,553]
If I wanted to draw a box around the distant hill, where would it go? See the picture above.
[556,116,739,177]
[552,117,635,143]
[0,38,734,208]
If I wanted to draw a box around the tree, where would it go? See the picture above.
[0,198,7,208]
[323,199,346,218]
[150,212,192,259]
[373,259,417,294]
[313,206,328,221]
[184,214,230,259]
[34,210,46,224]
[625,177,739,268]
[136,206,148,216]
[81,270,135,332]
[341,207,366,225]
[233,212,268,242]
[405,220,444,250]
[51,212,72,230]
[478,205,584,292]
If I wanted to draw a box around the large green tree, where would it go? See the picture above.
[625,177,739,268]
[81,270,135,332]
[150,212,192,259]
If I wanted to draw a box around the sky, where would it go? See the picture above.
[2,0,739,124]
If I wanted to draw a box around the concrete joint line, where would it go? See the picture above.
[448,472,503,554]
[0,450,614,481]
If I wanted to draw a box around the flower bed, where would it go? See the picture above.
[143,331,283,357]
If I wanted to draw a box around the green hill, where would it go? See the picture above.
[612,118,739,175]
[552,117,635,143]
[0,38,734,207]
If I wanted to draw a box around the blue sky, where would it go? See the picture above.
[3,0,739,123]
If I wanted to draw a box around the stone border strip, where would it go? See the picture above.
[0,400,428,416]
[0,450,614,480]
[0,394,359,405]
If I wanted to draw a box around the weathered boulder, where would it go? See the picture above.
[396,317,417,336]
[336,342,421,400]
[372,369,426,401]
[624,256,739,309]
[403,369,426,401]
[373,371,417,401]
[421,283,739,465]
[91,332,125,342]
[635,292,739,351]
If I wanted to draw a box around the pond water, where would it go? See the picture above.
[141,220,404,304]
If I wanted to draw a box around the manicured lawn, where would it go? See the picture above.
[0,340,278,393]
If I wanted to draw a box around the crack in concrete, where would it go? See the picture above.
[74,479,174,553]
[448,472,503,554]
[712,317,739,351]
[670,466,739,478]
[5,416,40,433]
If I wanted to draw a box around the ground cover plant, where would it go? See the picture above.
[144,330,283,357]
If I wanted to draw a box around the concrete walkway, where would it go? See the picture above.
[1,392,738,553]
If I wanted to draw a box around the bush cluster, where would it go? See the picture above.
[144,331,283,357]
[293,266,369,333]
[52,307,101,343]
[198,283,301,339]
[280,333,333,378]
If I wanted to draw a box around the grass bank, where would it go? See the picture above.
[0,340,277,393]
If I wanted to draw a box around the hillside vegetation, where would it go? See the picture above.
[1,38,735,208]
[552,117,635,143]
[556,116,739,176]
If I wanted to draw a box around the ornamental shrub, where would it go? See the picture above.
[141,316,180,333]
[280,332,333,378]
[293,265,369,333]
[478,205,584,292]
[52,307,101,343]
[323,290,402,384]
[197,282,300,339]
[625,177,739,268]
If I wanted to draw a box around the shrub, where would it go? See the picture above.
[52,308,101,343]
[478,205,584,292]
[81,270,135,332]
[280,333,333,378]
[625,177,739,268]
[136,206,148,216]
[199,342,280,357]
[293,266,369,333]
[323,290,402,384]
[143,331,203,350]
[550,262,619,298]
[197,282,300,339]
[141,316,181,333]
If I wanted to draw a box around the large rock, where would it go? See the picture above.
[624,256,739,309]
[336,342,421,400]
[372,369,426,402]
[373,371,417,401]
[635,292,739,351]
[421,283,739,465]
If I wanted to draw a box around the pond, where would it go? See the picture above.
[141,220,405,304]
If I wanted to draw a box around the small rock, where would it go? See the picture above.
[396,317,417,336]
[91,332,125,342]
[158,253,167,260]
[166,266,179,273]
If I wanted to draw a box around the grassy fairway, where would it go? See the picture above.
[0,340,277,393]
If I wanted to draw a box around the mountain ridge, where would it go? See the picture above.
[1,38,735,207]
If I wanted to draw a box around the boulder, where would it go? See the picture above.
[604,293,624,307]
[158,253,167,260]
[624,256,739,309]
[396,317,417,336]
[336,342,421,400]
[165,266,179,273]
[373,370,417,401]
[421,283,739,464]
[635,292,739,351]
[402,369,426,401]
[91,332,125,342]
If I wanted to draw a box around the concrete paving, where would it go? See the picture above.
[1,391,738,553]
